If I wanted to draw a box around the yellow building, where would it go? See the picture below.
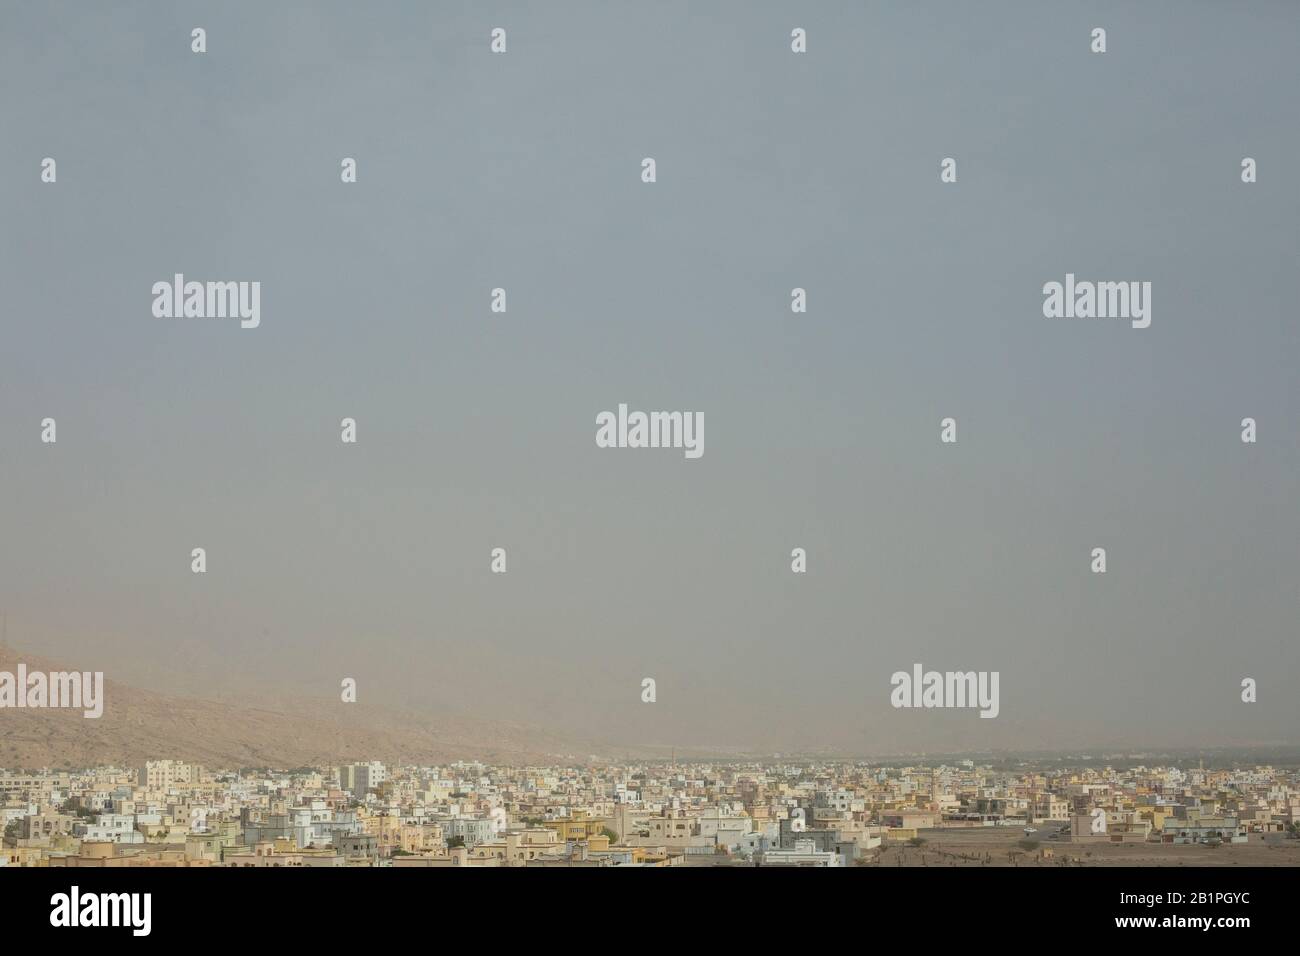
[543,818,610,842]
[399,822,444,853]
[468,828,563,865]
[3,845,45,867]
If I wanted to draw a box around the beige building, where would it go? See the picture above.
[138,761,203,789]
[468,828,563,865]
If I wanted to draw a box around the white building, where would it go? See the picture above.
[760,839,843,867]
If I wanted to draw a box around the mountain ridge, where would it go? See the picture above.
[0,646,665,769]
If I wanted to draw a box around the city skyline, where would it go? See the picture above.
[6,756,1300,870]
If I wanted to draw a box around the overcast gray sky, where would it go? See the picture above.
[1,1,1297,755]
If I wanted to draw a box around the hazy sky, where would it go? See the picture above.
[1,1,1297,755]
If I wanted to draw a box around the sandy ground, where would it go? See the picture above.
[867,827,1300,866]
